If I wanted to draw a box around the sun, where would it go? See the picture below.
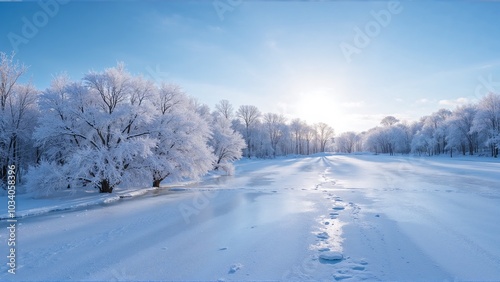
[294,88,339,125]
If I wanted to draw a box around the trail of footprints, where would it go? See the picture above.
[312,191,374,281]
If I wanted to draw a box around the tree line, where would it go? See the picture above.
[2,53,498,195]
[336,97,500,158]
[0,53,335,195]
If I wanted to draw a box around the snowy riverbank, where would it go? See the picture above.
[1,154,499,281]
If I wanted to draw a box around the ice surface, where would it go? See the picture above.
[1,154,499,281]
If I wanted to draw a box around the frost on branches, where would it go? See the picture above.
[0,52,38,189]
[29,64,216,194]
[209,112,245,175]
[146,84,214,188]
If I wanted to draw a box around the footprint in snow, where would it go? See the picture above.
[317,232,330,239]
[334,273,352,281]
[228,263,243,274]
[319,251,343,262]
[352,265,365,271]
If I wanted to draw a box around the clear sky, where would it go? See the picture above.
[1,0,500,133]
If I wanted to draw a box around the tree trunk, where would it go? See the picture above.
[0,165,6,189]
[99,179,113,193]
[153,179,161,188]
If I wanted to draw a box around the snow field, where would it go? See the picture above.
[1,154,499,281]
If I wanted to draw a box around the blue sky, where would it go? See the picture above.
[1,1,500,133]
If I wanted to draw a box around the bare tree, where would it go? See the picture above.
[236,105,261,157]
[263,113,286,157]
[290,118,304,154]
[315,122,335,152]
[303,125,315,155]
[215,99,234,120]
[381,116,399,127]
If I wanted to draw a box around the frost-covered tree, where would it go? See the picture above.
[33,64,157,193]
[472,93,500,157]
[315,122,335,152]
[0,52,37,187]
[263,113,286,157]
[215,99,234,120]
[290,118,305,155]
[209,113,245,174]
[447,104,478,156]
[363,119,410,155]
[236,105,261,157]
[364,127,391,154]
[391,122,414,154]
[381,116,399,127]
[336,132,358,153]
[415,109,451,155]
[32,69,217,193]
[0,52,27,110]
[146,84,215,187]
[303,124,316,155]
[411,131,433,156]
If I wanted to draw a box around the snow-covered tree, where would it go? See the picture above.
[381,116,400,127]
[336,131,359,153]
[446,104,478,156]
[33,64,157,193]
[209,113,245,174]
[315,122,335,152]
[0,52,37,187]
[363,117,411,155]
[423,109,452,155]
[411,130,433,156]
[32,68,218,193]
[472,93,500,157]
[364,126,392,154]
[141,84,215,187]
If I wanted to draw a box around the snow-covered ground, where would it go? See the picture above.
[1,154,500,281]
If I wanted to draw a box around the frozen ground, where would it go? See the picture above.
[1,154,500,281]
